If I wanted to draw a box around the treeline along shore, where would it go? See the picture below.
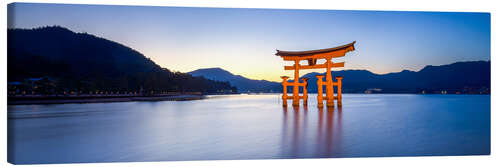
[7,92,211,105]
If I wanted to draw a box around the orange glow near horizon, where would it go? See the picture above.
[145,49,442,82]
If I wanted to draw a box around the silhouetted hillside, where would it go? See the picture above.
[189,68,281,93]
[8,26,236,94]
[302,61,490,94]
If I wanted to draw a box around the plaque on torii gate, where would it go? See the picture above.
[276,41,356,107]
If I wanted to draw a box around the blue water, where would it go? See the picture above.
[7,94,490,164]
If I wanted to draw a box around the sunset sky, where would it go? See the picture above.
[8,3,490,82]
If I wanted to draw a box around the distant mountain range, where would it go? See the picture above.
[189,61,490,94]
[189,68,281,93]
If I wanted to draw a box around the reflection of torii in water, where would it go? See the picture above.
[276,41,356,107]
[316,106,343,157]
[280,106,309,158]
[280,106,343,158]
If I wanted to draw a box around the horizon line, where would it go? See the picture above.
[184,59,491,82]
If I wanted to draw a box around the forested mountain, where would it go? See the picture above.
[7,26,236,94]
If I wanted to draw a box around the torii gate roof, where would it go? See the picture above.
[275,41,356,57]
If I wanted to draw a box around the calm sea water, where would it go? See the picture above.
[8,94,490,164]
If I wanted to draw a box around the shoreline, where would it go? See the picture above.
[8,94,206,105]
[8,93,490,105]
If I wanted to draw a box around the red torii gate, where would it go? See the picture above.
[276,41,356,107]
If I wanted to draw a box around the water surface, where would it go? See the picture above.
[8,94,490,164]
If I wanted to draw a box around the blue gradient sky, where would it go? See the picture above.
[8,3,490,81]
